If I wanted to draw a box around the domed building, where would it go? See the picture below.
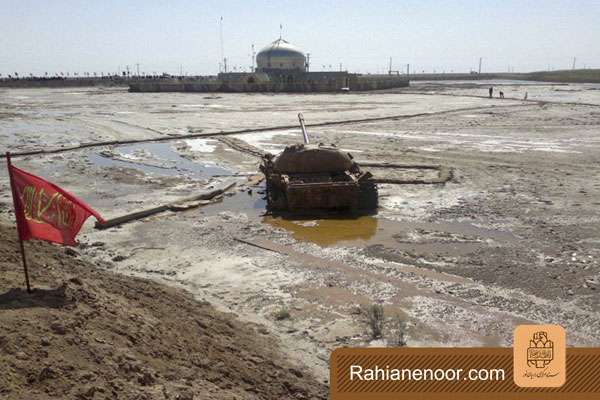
[130,33,410,93]
[256,38,306,73]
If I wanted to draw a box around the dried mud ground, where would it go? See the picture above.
[1,81,600,389]
[0,225,326,400]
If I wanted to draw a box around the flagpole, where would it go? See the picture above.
[6,152,32,293]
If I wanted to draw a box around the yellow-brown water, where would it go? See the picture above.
[263,216,379,246]
[203,187,517,251]
[262,214,517,255]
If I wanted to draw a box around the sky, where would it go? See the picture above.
[1,0,599,76]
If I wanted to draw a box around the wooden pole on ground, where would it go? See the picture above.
[5,152,32,293]
[94,181,236,230]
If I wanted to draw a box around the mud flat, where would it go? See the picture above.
[1,81,599,383]
[0,224,326,399]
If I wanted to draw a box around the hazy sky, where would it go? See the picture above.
[2,0,599,76]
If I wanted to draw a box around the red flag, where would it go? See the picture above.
[8,163,104,246]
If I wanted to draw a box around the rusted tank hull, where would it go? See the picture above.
[285,181,359,211]
[265,173,376,213]
[261,143,378,214]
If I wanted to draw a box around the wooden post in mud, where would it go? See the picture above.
[6,152,32,293]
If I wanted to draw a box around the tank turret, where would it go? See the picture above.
[260,114,378,213]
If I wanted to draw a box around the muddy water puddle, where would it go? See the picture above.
[89,142,230,179]
[199,179,518,257]
[202,187,267,216]
[264,216,379,246]
[263,216,518,257]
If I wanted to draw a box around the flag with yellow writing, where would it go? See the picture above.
[8,165,104,246]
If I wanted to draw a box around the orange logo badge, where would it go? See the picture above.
[513,325,566,387]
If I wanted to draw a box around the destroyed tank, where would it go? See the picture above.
[260,114,378,213]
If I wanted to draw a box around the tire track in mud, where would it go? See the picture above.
[3,102,538,158]
[304,235,600,345]
[245,230,600,347]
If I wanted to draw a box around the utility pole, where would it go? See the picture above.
[388,57,393,75]
[251,44,256,71]
[136,63,140,77]
[572,57,577,70]
[339,62,343,72]
[406,63,410,75]
[306,53,310,71]
[478,57,482,74]
[180,64,183,76]
[219,17,225,73]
